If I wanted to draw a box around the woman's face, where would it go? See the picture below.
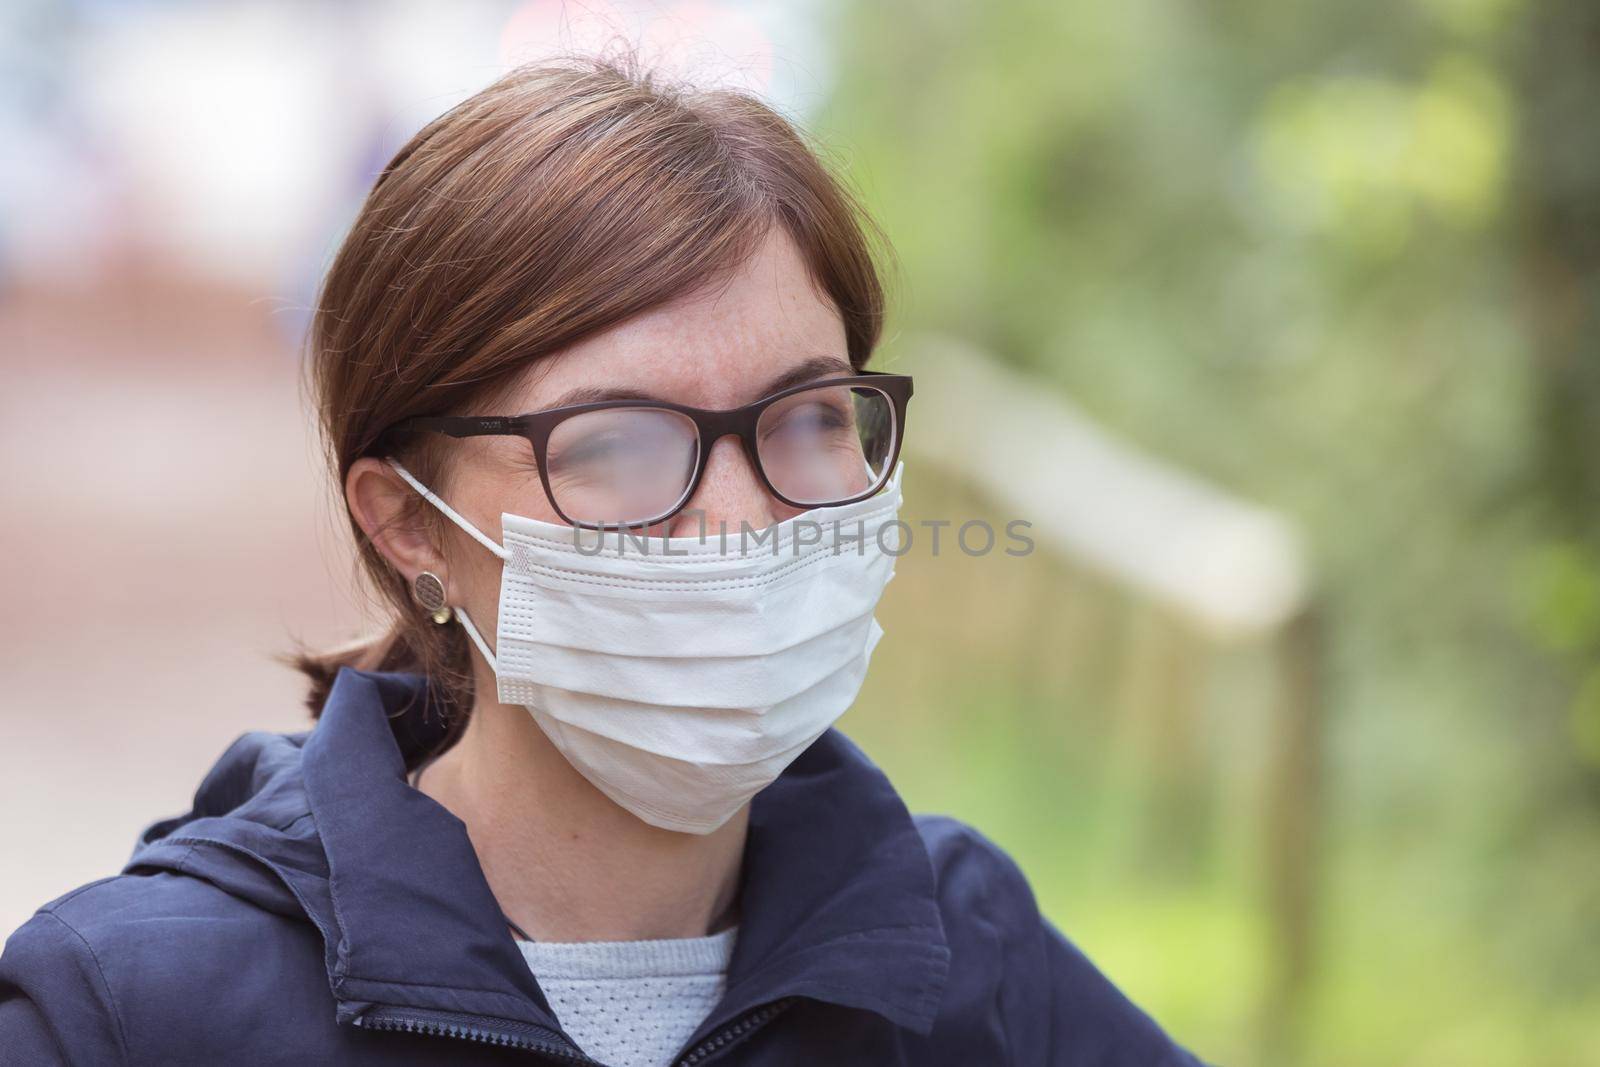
[349,226,853,642]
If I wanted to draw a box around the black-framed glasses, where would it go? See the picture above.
[379,371,912,529]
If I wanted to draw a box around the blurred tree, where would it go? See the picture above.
[824,0,1600,1062]
[1513,0,1600,784]
[1515,0,1600,538]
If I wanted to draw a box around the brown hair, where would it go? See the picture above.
[286,51,894,741]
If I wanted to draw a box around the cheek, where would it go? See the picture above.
[492,452,566,525]
[465,549,506,632]
[457,440,567,528]
[438,525,504,607]
[770,501,807,524]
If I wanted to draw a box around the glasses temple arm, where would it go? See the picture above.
[391,415,517,439]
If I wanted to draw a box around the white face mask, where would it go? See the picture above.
[387,458,904,834]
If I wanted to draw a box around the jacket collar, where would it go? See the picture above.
[185,667,950,1038]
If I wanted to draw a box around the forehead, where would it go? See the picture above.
[505,228,849,412]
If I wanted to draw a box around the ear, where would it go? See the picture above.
[346,457,447,585]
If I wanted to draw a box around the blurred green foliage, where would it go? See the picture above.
[823,0,1600,1063]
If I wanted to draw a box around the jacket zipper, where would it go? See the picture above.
[352,1005,598,1062]
[353,996,795,1065]
[675,997,797,1066]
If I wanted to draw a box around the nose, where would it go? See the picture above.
[666,436,779,539]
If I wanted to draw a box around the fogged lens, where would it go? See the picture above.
[756,384,895,506]
[546,408,698,525]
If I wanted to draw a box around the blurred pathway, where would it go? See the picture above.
[0,279,369,933]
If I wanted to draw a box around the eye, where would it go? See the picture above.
[551,429,629,470]
[541,407,700,525]
[761,398,853,444]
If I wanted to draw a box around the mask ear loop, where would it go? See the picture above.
[387,458,506,673]
[453,609,500,674]
[388,459,511,562]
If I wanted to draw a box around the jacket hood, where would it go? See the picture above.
[123,667,952,1045]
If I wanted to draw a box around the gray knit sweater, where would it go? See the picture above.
[515,926,738,1067]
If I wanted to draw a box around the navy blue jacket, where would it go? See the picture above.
[0,667,1206,1066]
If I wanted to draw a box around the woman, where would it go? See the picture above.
[0,56,1204,1066]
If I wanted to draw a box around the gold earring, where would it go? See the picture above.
[412,571,452,625]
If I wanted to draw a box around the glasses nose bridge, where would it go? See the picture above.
[695,407,760,463]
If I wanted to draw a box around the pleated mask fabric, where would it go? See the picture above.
[388,458,904,833]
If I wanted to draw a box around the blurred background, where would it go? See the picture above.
[2,1,1597,1064]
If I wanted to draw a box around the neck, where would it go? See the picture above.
[416,675,748,943]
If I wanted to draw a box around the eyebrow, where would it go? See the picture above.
[544,354,854,411]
